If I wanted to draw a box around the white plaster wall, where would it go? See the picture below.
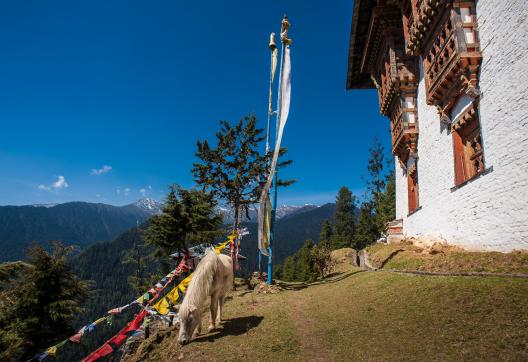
[397,0,528,251]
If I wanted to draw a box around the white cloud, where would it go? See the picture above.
[139,188,147,196]
[53,176,69,189]
[90,165,112,176]
[37,176,69,192]
[123,187,131,196]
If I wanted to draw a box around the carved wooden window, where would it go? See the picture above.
[407,0,482,118]
[407,163,419,214]
[452,109,485,186]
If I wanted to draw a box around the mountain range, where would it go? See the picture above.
[0,198,329,262]
[216,204,318,223]
[0,199,161,261]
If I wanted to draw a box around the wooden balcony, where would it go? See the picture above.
[390,98,418,161]
[423,6,482,112]
[378,53,418,116]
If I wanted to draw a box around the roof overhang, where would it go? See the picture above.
[346,0,376,90]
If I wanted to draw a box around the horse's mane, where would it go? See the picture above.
[179,251,218,315]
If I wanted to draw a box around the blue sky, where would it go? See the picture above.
[0,0,390,206]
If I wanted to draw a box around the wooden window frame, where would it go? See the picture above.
[452,116,485,186]
[407,164,419,214]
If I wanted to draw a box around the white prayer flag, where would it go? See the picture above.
[258,43,292,256]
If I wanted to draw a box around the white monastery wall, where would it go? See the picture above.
[396,0,528,251]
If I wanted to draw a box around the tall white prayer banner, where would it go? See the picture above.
[258,34,292,256]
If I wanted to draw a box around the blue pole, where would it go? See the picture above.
[267,35,286,286]
[258,250,262,274]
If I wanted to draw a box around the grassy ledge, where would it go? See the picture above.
[124,258,528,361]
[366,241,528,274]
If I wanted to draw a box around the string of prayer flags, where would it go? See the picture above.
[81,310,148,362]
[30,236,233,362]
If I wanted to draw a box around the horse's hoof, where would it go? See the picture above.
[208,325,216,332]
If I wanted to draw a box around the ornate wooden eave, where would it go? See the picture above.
[347,1,420,163]
[360,5,415,115]
[404,0,482,117]
[360,6,403,75]
[346,0,376,89]
[405,0,451,55]
[423,3,482,116]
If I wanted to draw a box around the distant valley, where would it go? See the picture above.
[0,198,331,262]
[0,198,162,261]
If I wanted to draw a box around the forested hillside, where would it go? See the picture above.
[71,203,336,324]
[240,203,336,273]
[0,201,155,261]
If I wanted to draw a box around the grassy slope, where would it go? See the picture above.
[127,262,528,361]
[366,242,528,274]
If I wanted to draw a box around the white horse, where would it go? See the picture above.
[178,251,233,345]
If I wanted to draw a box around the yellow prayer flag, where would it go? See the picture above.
[165,286,180,305]
[178,274,193,294]
[153,297,170,315]
[46,346,58,357]
[214,241,229,254]
[93,317,106,325]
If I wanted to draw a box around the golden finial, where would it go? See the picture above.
[280,15,292,45]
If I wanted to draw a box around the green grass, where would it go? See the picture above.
[365,243,405,268]
[377,243,528,274]
[126,263,528,361]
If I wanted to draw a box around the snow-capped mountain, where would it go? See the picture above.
[217,204,318,223]
[132,198,163,215]
[31,203,58,208]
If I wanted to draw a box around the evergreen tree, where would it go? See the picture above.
[122,237,157,295]
[282,256,296,281]
[377,171,396,232]
[332,186,356,249]
[0,242,90,360]
[353,202,378,250]
[192,115,293,232]
[319,219,333,248]
[366,137,386,211]
[273,264,283,280]
[144,186,222,257]
[353,136,395,248]
[295,240,316,282]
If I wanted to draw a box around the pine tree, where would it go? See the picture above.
[0,242,90,359]
[122,236,156,295]
[353,136,394,248]
[367,137,386,211]
[144,186,222,257]
[282,256,296,281]
[295,240,316,282]
[319,219,333,248]
[377,171,396,233]
[332,186,356,249]
[353,201,378,250]
[192,115,293,233]
[273,264,283,280]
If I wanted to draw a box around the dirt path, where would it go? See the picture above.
[287,291,330,361]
